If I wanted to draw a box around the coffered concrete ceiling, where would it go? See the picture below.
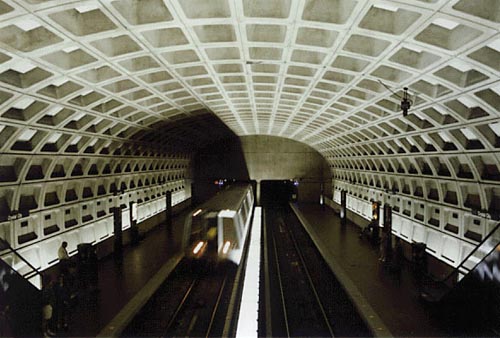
[0,0,497,155]
[0,0,498,203]
[0,0,499,276]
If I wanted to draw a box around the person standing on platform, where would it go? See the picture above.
[58,242,70,276]
[41,276,55,337]
[58,241,69,260]
[54,275,70,332]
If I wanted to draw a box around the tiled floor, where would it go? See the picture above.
[292,203,450,337]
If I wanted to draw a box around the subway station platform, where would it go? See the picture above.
[60,212,186,337]
[61,202,465,337]
[291,202,451,337]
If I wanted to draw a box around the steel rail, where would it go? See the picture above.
[164,278,198,333]
[287,219,335,337]
[271,226,291,338]
[263,209,273,336]
[205,275,228,338]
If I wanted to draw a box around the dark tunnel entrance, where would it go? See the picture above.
[260,180,297,207]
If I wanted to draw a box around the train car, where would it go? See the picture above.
[187,183,254,265]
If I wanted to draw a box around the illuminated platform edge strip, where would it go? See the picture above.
[236,206,262,338]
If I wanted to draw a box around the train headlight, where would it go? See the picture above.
[222,241,231,254]
[193,241,204,254]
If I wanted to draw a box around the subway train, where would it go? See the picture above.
[187,183,254,265]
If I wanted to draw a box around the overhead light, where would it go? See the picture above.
[400,87,412,117]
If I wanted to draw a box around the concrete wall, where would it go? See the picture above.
[194,135,331,203]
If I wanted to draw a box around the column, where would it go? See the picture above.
[165,190,172,234]
[113,194,122,259]
[383,204,393,257]
[129,201,138,245]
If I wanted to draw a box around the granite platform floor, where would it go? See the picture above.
[59,211,187,337]
[292,203,452,337]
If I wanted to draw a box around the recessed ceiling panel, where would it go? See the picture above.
[0,0,497,197]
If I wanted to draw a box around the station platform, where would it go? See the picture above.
[59,202,452,337]
[60,211,187,337]
[291,202,450,337]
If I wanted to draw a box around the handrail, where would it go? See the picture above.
[0,237,44,287]
[441,222,500,284]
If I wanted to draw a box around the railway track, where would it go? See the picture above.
[267,208,335,337]
[122,259,236,337]
[283,207,372,337]
[164,270,228,337]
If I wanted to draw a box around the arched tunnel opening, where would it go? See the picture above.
[260,180,297,207]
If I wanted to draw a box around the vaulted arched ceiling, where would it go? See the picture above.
[0,0,499,219]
